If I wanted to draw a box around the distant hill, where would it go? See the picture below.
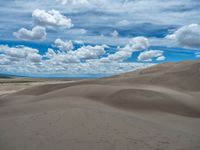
[0,74,15,78]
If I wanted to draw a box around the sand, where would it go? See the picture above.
[0,60,200,150]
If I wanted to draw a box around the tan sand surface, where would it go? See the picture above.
[0,60,200,150]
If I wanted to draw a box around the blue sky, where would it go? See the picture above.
[0,0,200,77]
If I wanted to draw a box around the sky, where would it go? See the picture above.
[0,0,200,77]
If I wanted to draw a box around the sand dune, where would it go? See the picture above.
[0,60,200,150]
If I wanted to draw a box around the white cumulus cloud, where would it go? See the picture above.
[166,24,200,49]
[102,36,149,62]
[138,50,165,62]
[32,9,73,28]
[156,56,166,61]
[54,39,74,52]
[128,36,149,51]
[74,45,106,60]
[0,45,42,63]
[57,0,89,5]
[13,26,46,40]
[106,51,132,62]
[110,30,119,37]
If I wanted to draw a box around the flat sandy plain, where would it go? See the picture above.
[0,60,200,150]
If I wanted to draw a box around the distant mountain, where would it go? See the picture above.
[0,73,15,78]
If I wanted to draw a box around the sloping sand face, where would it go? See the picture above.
[0,60,200,150]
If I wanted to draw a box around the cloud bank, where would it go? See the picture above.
[0,37,155,74]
